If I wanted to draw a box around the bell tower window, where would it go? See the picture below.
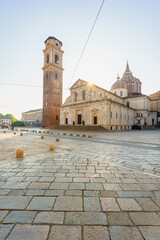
[55,55,59,64]
[55,73,58,79]
[47,54,49,64]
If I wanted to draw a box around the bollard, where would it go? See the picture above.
[51,131,53,134]
[16,149,23,158]
[82,134,86,137]
[14,132,16,135]
[39,131,41,133]
[76,133,80,137]
[47,131,50,134]
[63,133,66,135]
[88,134,92,138]
[56,137,59,142]
[50,144,55,151]
[41,135,44,139]
[57,132,60,135]
[4,131,6,133]
[70,133,73,136]
[20,133,23,136]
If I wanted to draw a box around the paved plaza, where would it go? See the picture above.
[0,129,160,239]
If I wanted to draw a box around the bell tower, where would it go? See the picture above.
[42,36,64,127]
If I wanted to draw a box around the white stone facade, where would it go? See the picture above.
[60,79,137,130]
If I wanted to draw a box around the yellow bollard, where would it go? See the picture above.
[16,149,23,158]
[70,133,73,136]
[51,131,53,134]
[14,132,16,135]
[50,144,55,151]
[57,132,60,135]
[39,131,41,133]
[63,132,66,135]
[4,131,6,133]
[88,134,92,138]
[76,133,80,137]
[56,137,59,142]
[43,131,46,133]
[82,134,86,137]
[47,131,50,134]
[20,133,23,136]
[41,135,44,139]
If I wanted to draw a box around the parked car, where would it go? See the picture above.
[132,123,141,130]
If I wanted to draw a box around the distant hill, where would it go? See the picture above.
[0,113,17,123]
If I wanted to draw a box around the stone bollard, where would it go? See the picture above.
[4,131,6,133]
[88,134,92,138]
[51,131,53,134]
[76,133,80,137]
[70,133,73,136]
[82,134,86,137]
[63,133,66,135]
[41,135,44,139]
[39,131,41,133]
[14,132,16,135]
[20,133,23,136]
[47,131,50,134]
[16,149,23,158]
[57,132,60,135]
[56,137,59,142]
[50,144,55,151]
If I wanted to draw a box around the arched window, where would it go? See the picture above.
[82,90,85,100]
[135,82,138,91]
[55,55,59,64]
[47,54,49,64]
[120,91,123,97]
[114,92,117,95]
[74,92,77,101]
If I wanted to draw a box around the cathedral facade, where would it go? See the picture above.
[60,63,157,130]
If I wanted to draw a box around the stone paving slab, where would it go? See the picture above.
[0,224,13,240]
[48,225,81,240]
[54,196,83,211]
[27,197,55,210]
[83,226,110,240]
[0,196,31,209]
[34,212,64,224]
[3,211,37,223]
[6,224,49,240]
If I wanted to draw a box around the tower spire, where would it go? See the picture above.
[125,60,131,72]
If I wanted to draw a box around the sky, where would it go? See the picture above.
[0,0,160,119]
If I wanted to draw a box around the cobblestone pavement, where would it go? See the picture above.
[0,129,160,239]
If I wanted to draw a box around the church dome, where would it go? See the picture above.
[111,79,126,91]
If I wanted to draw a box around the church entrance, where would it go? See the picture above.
[94,116,97,124]
[78,114,82,124]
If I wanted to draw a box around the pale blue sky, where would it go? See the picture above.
[0,0,160,119]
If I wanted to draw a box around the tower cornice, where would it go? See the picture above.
[42,63,64,71]
[43,45,64,53]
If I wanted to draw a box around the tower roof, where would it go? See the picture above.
[44,36,63,46]
[125,61,131,72]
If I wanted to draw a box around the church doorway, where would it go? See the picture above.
[78,114,82,124]
[65,118,68,125]
[94,116,97,125]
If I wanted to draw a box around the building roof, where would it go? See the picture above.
[44,36,63,46]
[110,79,126,91]
[124,94,149,99]
[22,109,42,114]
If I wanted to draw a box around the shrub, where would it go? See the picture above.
[11,121,25,127]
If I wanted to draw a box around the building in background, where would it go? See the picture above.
[0,117,11,128]
[42,36,64,127]
[149,90,160,125]
[21,109,42,126]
